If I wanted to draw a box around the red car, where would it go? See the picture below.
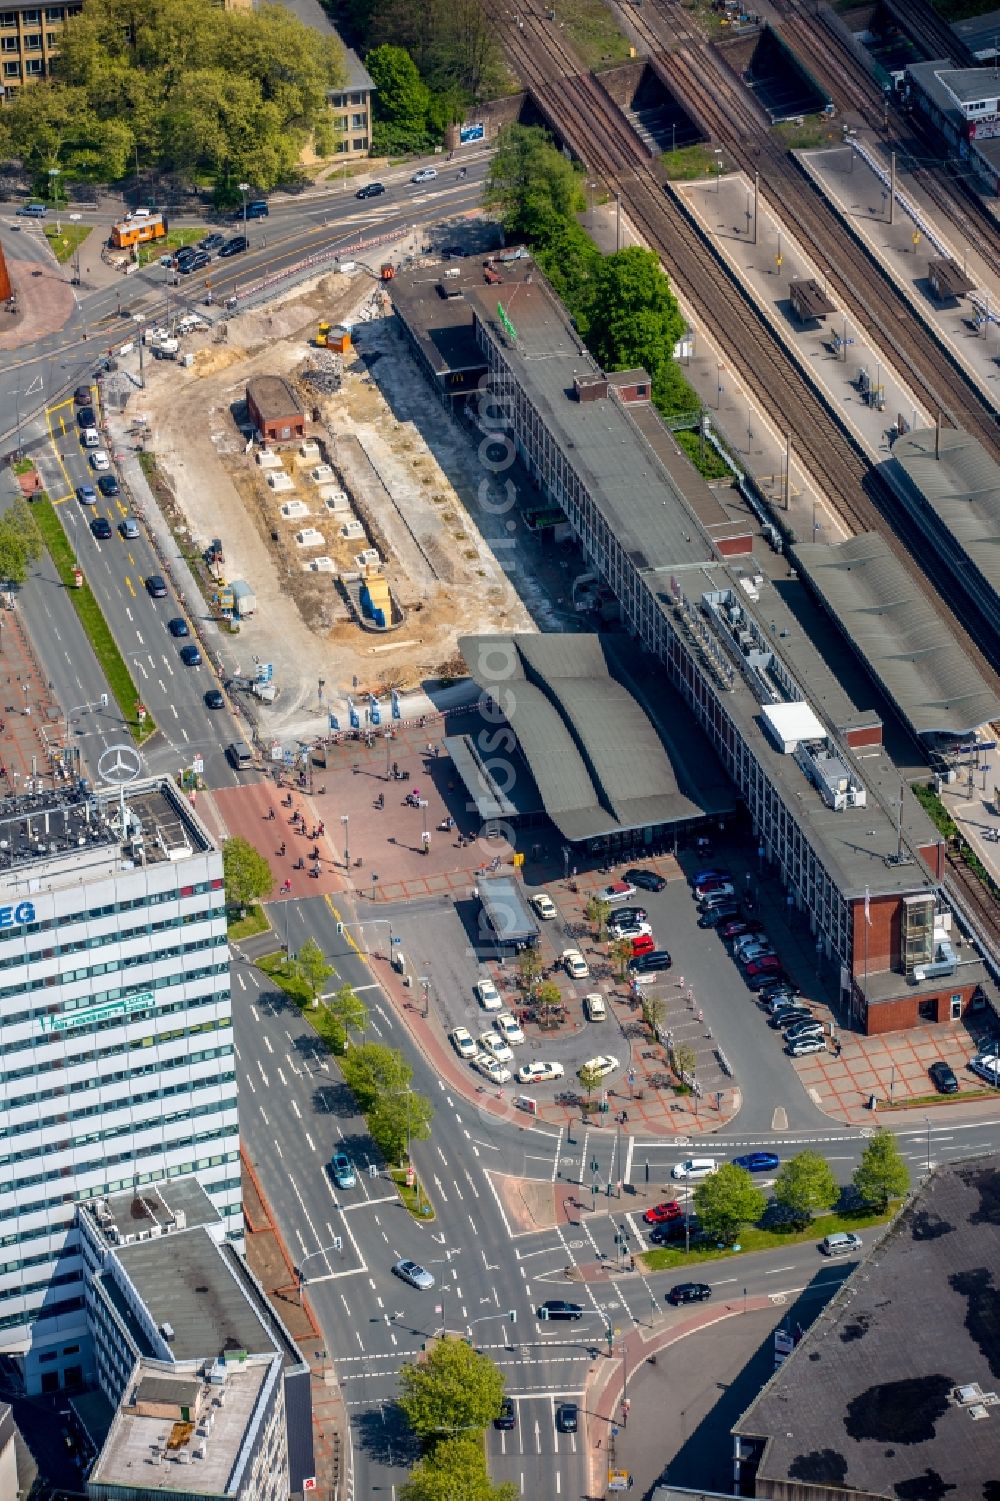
[631,933,655,956]
[719,918,764,941]
[745,956,783,979]
[643,1200,682,1225]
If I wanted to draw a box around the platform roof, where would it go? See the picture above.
[794,533,1000,736]
[789,278,835,320]
[890,426,1000,606]
[459,634,698,842]
[927,257,975,299]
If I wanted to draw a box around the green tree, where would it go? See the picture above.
[326,981,369,1040]
[578,1060,604,1103]
[693,1163,766,1245]
[366,43,430,148]
[0,498,43,586]
[773,1150,839,1229]
[852,1128,909,1212]
[641,993,665,1037]
[516,945,542,998]
[484,124,586,243]
[608,937,633,981]
[292,936,334,1007]
[401,1433,517,1501]
[399,1339,506,1442]
[585,895,611,941]
[535,978,562,1025]
[340,1042,434,1163]
[671,1040,697,1082]
[534,215,601,319]
[222,835,274,916]
[584,246,686,410]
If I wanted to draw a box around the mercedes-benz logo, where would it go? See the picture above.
[97,743,144,785]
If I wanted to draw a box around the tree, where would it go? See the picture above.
[584,247,686,412]
[340,1042,434,1163]
[327,981,369,1039]
[292,937,334,1007]
[693,1164,766,1245]
[535,978,562,1026]
[852,1128,909,1212]
[641,993,665,1037]
[671,1040,697,1082]
[484,124,586,243]
[608,937,633,981]
[401,1433,517,1501]
[585,895,612,941]
[773,1150,839,1229]
[222,835,273,916]
[578,1060,605,1104]
[366,43,430,151]
[533,215,601,319]
[399,1339,506,1443]
[516,945,542,998]
[0,498,42,586]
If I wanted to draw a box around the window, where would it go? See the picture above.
[353,138,366,152]
[950,993,962,1019]
[352,112,365,128]
[22,33,40,49]
[350,91,362,104]
[1,35,17,48]
[0,14,16,25]
[45,5,63,16]
[45,31,56,45]
[3,60,19,74]
[21,9,39,20]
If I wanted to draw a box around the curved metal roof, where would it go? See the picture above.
[459,633,689,841]
[795,533,1000,736]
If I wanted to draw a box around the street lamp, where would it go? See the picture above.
[296,1237,345,1298]
[341,813,350,870]
[925,1116,932,1174]
[239,182,250,240]
[713,149,723,193]
[65,695,109,769]
[419,974,431,1019]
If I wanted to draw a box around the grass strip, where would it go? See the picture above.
[32,493,155,744]
[44,223,93,263]
[136,226,208,267]
[227,905,270,941]
[390,1166,436,1221]
[640,1204,897,1273]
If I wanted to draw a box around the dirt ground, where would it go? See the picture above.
[137,264,532,735]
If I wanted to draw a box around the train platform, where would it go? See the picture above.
[800,142,1000,411]
[675,172,930,465]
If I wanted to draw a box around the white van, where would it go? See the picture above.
[81,427,100,448]
[583,993,607,1022]
[672,1158,718,1181]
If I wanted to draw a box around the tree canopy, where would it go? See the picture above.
[399,1339,507,1442]
[485,124,587,243]
[852,1129,909,1212]
[0,0,345,191]
[0,498,43,587]
[222,836,273,916]
[401,1433,517,1501]
[773,1151,840,1228]
[340,1042,433,1163]
[693,1164,766,1245]
[293,937,334,1005]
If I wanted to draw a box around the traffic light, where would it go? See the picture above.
[508,1310,517,1323]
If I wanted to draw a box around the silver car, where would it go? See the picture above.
[393,1258,434,1290]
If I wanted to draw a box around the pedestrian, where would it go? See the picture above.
[622,1109,628,1124]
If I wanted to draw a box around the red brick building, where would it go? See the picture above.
[246,376,305,443]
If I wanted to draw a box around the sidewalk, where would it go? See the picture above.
[0,578,67,789]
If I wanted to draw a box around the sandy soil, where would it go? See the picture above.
[137,265,531,734]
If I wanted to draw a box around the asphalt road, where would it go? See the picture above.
[233,894,1000,1499]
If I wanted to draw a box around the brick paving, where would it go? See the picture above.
[0,252,76,349]
[0,602,66,787]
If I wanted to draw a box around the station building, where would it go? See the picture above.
[0,778,240,1394]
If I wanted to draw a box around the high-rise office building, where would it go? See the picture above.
[0,776,240,1394]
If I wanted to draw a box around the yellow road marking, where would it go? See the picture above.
[324,892,362,956]
[124,576,136,598]
[44,406,74,499]
[47,396,73,414]
[52,492,74,506]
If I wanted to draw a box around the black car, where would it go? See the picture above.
[356,181,386,199]
[555,1403,578,1433]
[77,405,96,428]
[199,232,226,252]
[204,688,225,710]
[611,906,648,927]
[748,969,788,992]
[97,474,120,497]
[218,236,248,257]
[537,1300,583,1321]
[667,1282,712,1306]
[74,385,92,405]
[179,251,210,274]
[145,574,168,598]
[179,644,202,666]
[928,1061,959,1095]
[628,948,672,974]
[174,245,198,263]
[770,1008,815,1031]
[758,979,800,1002]
[625,868,666,892]
[698,904,740,930]
[494,1398,516,1431]
[167,617,190,637]
[649,1216,699,1246]
[90,516,112,539]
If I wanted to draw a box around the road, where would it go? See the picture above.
[232,894,1000,1499]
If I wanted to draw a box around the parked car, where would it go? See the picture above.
[218,236,248,257]
[530,893,558,920]
[748,969,789,992]
[770,1008,816,1031]
[759,979,800,1003]
[698,904,740,929]
[555,1403,578,1433]
[393,1259,434,1290]
[80,426,100,447]
[74,385,92,405]
[579,1054,619,1081]
[411,167,438,183]
[473,1052,511,1085]
[517,1060,564,1084]
[77,405,96,428]
[699,889,737,913]
[765,994,804,1017]
[598,880,636,903]
[90,517,112,540]
[356,181,386,198]
[720,917,764,941]
[478,1031,513,1064]
[611,905,647,925]
[97,474,120,497]
[625,868,666,892]
[475,978,502,1011]
[739,942,777,967]
[494,1397,516,1431]
[583,993,607,1023]
[694,878,734,900]
[331,1152,356,1189]
[732,1152,779,1173]
[649,1217,699,1246]
[788,1036,827,1058]
[783,1022,824,1045]
[630,933,655,956]
[199,232,226,252]
[734,931,772,958]
[672,1158,718,1181]
[928,1061,959,1094]
[89,449,110,471]
[666,1282,712,1305]
[609,915,652,938]
[494,1012,525,1046]
[693,867,731,887]
[628,948,672,975]
[537,1300,583,1321]
[969,1053,1000,1087]
[562,948,589,980]
[179,644,202,667]
[449,1026,476,1059]
[643,1200,683,1224]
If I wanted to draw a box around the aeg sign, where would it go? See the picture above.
[0,901,35,929]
